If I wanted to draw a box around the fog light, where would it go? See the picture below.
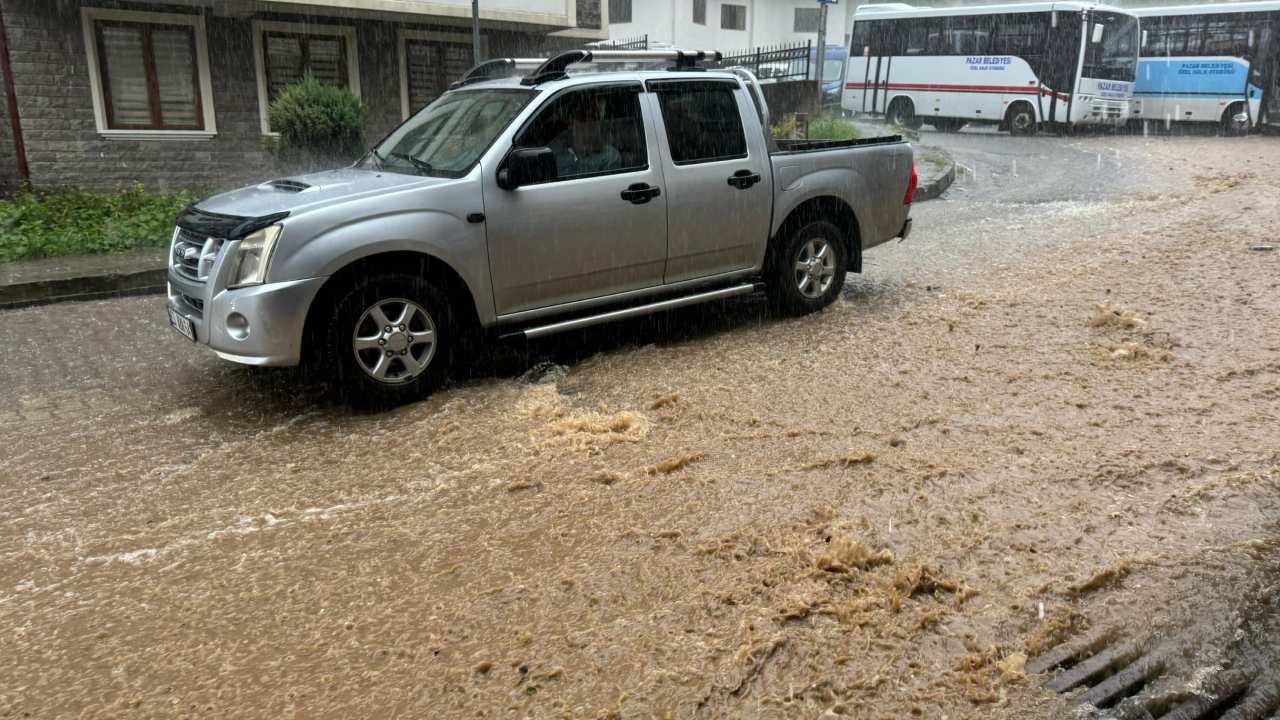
[226,312,250,341]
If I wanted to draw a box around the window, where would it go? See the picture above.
[252,21,359,135]
[577,0,603,30]
[722,4,747,31]
[609,0,632,24]
[693,0,707,25]
[399,31,477,118]
[368,89,533,178]
[795,8,822,33]
[514,85,647,181]
[653,81,747,164]
[80,8,216,138]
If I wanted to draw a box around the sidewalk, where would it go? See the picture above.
[0,249,167,310]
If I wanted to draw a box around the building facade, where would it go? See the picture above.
[607,0,858,52]
[0,0,608,193]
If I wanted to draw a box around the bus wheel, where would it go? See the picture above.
[1007,104,1038,136]
[886,98,922,131]
[1221,103,1250,136]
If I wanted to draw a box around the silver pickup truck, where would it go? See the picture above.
[166,50,915,404]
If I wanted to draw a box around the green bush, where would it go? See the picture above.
[0,184,193,262]
[268,74,368,169]
[807,116,861,141]
[770,114,861,141]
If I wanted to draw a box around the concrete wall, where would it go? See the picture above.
[0,0,572,193]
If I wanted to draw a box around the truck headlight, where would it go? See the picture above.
[228,224,282,288]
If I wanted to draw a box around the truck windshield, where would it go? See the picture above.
[364,88,534,178]
[1082,12,1139,82]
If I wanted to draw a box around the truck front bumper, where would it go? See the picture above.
[167,272,327,367]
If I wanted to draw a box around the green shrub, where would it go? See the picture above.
[0,184,193,262]
[268,74,368,169]
[807,116,861,141]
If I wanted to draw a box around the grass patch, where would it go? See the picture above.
[0,184,194,263]
[807,115,861,141]
[770,114,862,141]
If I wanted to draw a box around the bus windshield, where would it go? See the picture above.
[1083,12,1139,81]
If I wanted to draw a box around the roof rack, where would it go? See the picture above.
[455,49,725,89]
[451,58,544,89]
[521,49,723,84]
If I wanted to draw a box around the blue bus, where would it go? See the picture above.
[1132,1,1280,134]
[815,44,849,106]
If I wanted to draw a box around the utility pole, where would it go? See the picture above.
[472,0,481,64]
[814,1,831,115]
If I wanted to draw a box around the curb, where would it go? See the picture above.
[913,148,956,203]
[0,267,167,310]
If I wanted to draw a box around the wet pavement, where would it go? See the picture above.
[2,134,1279,719]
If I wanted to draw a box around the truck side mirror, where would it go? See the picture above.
[498,147,557,190]
[1091,23,1105,43]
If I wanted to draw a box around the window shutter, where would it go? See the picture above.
[151,28,199,127]
[99,24,152,126]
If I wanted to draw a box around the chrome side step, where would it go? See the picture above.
[501,283,760,341]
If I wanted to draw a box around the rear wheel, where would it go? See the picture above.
[767,220,848,316]
[1221,103,1250,136]
[886,98,923,131]
[1006,104,1038,136]
[321,272,454,407]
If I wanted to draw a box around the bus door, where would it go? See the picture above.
[864,48,894,115]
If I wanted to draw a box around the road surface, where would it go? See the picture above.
[2,134,1278,719]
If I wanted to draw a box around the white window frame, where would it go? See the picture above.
[80,7,217,141]
[252,20,361,136]
[397,29,488,120]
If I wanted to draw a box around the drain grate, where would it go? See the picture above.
[1029,631,1280,720]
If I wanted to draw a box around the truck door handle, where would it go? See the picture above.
[620,182,661,204]
[727,169,761,189]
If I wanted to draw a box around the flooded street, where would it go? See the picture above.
[3,134,1279,718]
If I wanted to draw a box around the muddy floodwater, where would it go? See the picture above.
[1,136,1278,718]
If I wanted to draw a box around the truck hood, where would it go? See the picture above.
[195,167,450,219]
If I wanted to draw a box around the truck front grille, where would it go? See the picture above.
[171,228,223,283]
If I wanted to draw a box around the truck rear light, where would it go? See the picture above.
[904,162,918,205]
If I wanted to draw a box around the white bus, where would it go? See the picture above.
[1132,2,1280,134]
[843,2,1140,135]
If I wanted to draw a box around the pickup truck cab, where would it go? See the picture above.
[166,50,916,405]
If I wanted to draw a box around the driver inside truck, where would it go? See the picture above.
[548,95,622,176]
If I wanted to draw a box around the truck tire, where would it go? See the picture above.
[768,220,848,316]
[321,272,454,407]
[1006,103,1038,136]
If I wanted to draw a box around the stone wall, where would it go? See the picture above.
[0,0,565,193]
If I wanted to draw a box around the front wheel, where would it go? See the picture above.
[321,272,454,407]
[1221,103,1250,137]
[1007,104,1038,136]
[886,99,923,131]
[767,220,848,316]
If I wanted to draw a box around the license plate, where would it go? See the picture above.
[168,307,196,342]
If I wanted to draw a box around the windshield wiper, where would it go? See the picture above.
[390,152,435,175]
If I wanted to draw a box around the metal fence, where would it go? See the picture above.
[594,35,649,50]
[715,40,812,83]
